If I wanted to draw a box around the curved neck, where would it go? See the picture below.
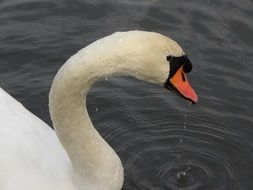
[49,35,150,189]
[49,31,172,189]
[49,54,129,189]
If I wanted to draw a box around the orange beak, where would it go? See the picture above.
[169,66,198,103]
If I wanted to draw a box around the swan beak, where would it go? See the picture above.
[166,66,198,104]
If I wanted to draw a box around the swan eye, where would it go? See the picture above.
[166,55,173,62]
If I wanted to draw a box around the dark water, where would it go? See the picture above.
[1,0,253,189]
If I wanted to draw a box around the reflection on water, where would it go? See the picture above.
[0,0,253,189]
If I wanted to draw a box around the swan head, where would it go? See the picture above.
[56,31,198,104]
[164,54,198,104]
[121,31,198,104]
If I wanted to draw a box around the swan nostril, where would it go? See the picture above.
[181,72,186,82]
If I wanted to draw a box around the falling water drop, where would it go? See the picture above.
[178,111,186,162]
[183,112,187,129]
[178,111,187,160]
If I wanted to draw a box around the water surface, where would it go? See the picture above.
[0,0,253,189]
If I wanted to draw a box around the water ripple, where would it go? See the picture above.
[1,0,253,189]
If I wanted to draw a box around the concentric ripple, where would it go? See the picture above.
[1,0,253,189]
[120,117,244,190]
[88,80,253,189]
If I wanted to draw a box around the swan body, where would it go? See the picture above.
[0,88,76,190]
[0,31,197,190]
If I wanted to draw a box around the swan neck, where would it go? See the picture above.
[49,31,174,189]
[48,48,135,189]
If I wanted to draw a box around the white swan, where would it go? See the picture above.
[0,31,198,190]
